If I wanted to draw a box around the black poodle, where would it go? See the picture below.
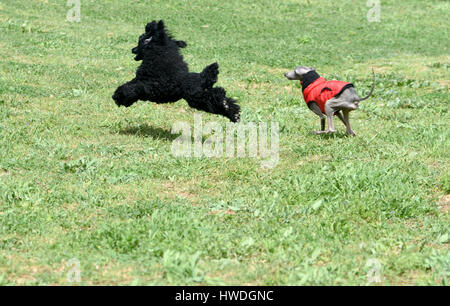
[112,20,240,122]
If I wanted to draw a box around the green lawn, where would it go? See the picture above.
[0,0,448,285]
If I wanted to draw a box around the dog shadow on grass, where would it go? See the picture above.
[118,124,178,141]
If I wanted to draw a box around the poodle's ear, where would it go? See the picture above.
[157,20,165,30]
[176,40,187,48]
[145,21,157,33]
[154,20,168,43]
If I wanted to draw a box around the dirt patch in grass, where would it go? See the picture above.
[437,80,449,87]
[161,181,200,204]
[387,270,429,285]
[1,255,55,285]
[209,209,236,215]
[360,55,450,80]
[260,65,288,76]
[439,194,450,213]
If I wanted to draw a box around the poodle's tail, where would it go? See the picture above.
[200,62,219,89]
[186,87,240,122]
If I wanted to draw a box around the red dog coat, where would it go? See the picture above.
[301,73,353,114]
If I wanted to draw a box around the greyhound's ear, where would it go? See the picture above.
[145,21,157,33]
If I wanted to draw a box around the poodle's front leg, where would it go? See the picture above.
[112,78,143,107]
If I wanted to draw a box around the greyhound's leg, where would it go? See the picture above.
[342,110,356,136]
[324,101,336,133]
[335,111,347,126]
[308,102,327,134]
[336,110,353,134]
[329,94,359,136]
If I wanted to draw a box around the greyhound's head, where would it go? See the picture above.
[284,66,316,81]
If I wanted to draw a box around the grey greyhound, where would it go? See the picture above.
[285,66,376,136]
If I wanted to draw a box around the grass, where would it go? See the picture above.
[0,0,449,285]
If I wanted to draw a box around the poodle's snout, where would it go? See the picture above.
[132,47,138,54]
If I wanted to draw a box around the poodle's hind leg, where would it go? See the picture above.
[186,87,240,122]
[222,96,240,122]
[112,78,144,107]
[200,63,219,89]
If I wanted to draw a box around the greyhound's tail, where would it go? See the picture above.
[354,68,376,102]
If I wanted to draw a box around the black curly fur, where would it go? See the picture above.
[112,20,240,122]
